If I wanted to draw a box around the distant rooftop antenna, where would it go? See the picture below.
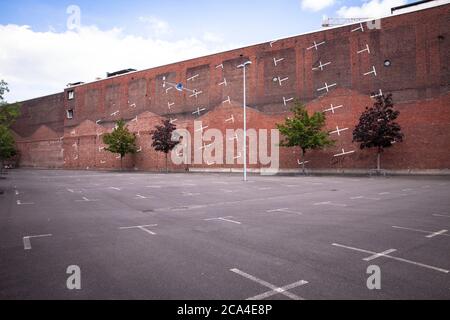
[322,15,371,28]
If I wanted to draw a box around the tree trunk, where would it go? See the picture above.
[120,156,123,171]
[377,149,381,172]
[301,149,306,175]
[165,153,168,174]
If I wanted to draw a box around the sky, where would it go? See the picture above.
[0,0,409,102]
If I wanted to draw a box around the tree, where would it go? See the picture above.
[276,101,335,174]
[150,119,180,173]
[0,80,20,174]
[103,119,137,170]
[353,94,404,172]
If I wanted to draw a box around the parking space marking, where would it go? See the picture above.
[109,187,121,191]
[267,208,302,215]
[350,196,381,201]
[392,226,450,238]
[204,216,242,225]
[230,268,307,300]
[119,224,158,236]
[75,197,99,202]
[363,249,397,261]
[17,200,34,205]
[135,194,153,199]
[314,201,347,207]
[23,234,52,250]
[433,214,450,219]
[332,243,449,273]
[182,192,201,197]
[146,186,162,189]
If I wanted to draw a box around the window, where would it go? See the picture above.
[66,109,74,119]
[68,90,75,100]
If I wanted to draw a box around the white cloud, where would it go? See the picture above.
[138,16,171,36]
[301,0,336,12]
[337,0,407,18]
[0,24,236,102]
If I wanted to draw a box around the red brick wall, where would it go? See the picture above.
[14,5,450,172]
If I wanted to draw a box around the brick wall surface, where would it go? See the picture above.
[12,5,450,171]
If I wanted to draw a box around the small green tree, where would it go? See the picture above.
[276,101,335,174]
[103,119,137,170]
[150,119,180,173]
[0,80,20,174]
[353,94,403,172]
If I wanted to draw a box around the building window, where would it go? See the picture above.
[68,90,75,100]
[66,109,74,119]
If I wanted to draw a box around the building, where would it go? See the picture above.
[11,2,450,174]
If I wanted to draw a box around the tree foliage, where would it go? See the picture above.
[0,80,20,171]
[276,101,334,173]
[102,119,137,169]
[150,119,180,172]
[353,94,403,170]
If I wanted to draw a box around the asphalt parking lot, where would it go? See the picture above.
[0,169,449,300]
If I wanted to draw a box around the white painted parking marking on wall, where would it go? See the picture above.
[119,225,158,236]
[392,226,450,238]
[332,243,449,273]
[363,249,397,261]
[23,234,52,250]
[230,268,307,300]
[204,216,242,225]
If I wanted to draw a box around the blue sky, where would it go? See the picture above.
[0,0,409,101]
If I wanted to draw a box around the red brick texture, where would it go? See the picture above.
[13,5,450,171]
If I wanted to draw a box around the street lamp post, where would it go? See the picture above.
[237,61,252,182]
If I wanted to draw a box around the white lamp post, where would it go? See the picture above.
[237,61,252,182]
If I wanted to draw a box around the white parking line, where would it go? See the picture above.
[332,243,449,273]
[75,197,99,202]
[392,226,449,238]
[363,249,397,261]
[230,268,307,300]
[204,216,242,225]
[17,200,34,205]
[267,208,302,215]
[119,224,158,236]
[350,196,381,201]
[146,186,162,189]
[433,214,450,219]
[314,201,347,207]
[109,187,121,191]
[23,234,52,250]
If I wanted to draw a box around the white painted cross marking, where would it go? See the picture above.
[192,107,206,116]
[364,66,377,77]
[371,89,383,98]
[332,243,449,273]
[189,90,203,98]
[276,76,289,86]
[317,82,337,93]
[222,96,231,104]
[351,23,364,33]
[357,44,371,54]
[129,103,136,108]
[312,61,331,71]
[98,146,105,152]
[307,41,326,51]
[283,97,294,106]
[334,148,355,157]
[165,86,173,94]
[273,57,285,66]
[269,40,278,47]
[204,216,242,225]
[23,234,52,250]
[392,226,449,238]
[230,268,307,300]
[168,102,175,109]
[187,74,199,81]
[330,126,349,136]
[119,225,158,236]
[111,110,120,117]
[219,78,227,86]
[225,115,235,123]
[323,104,344,114]
[215,63,224,69]
[297,160,310,166]
[363,249,397,261]
[195,125,209,134]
